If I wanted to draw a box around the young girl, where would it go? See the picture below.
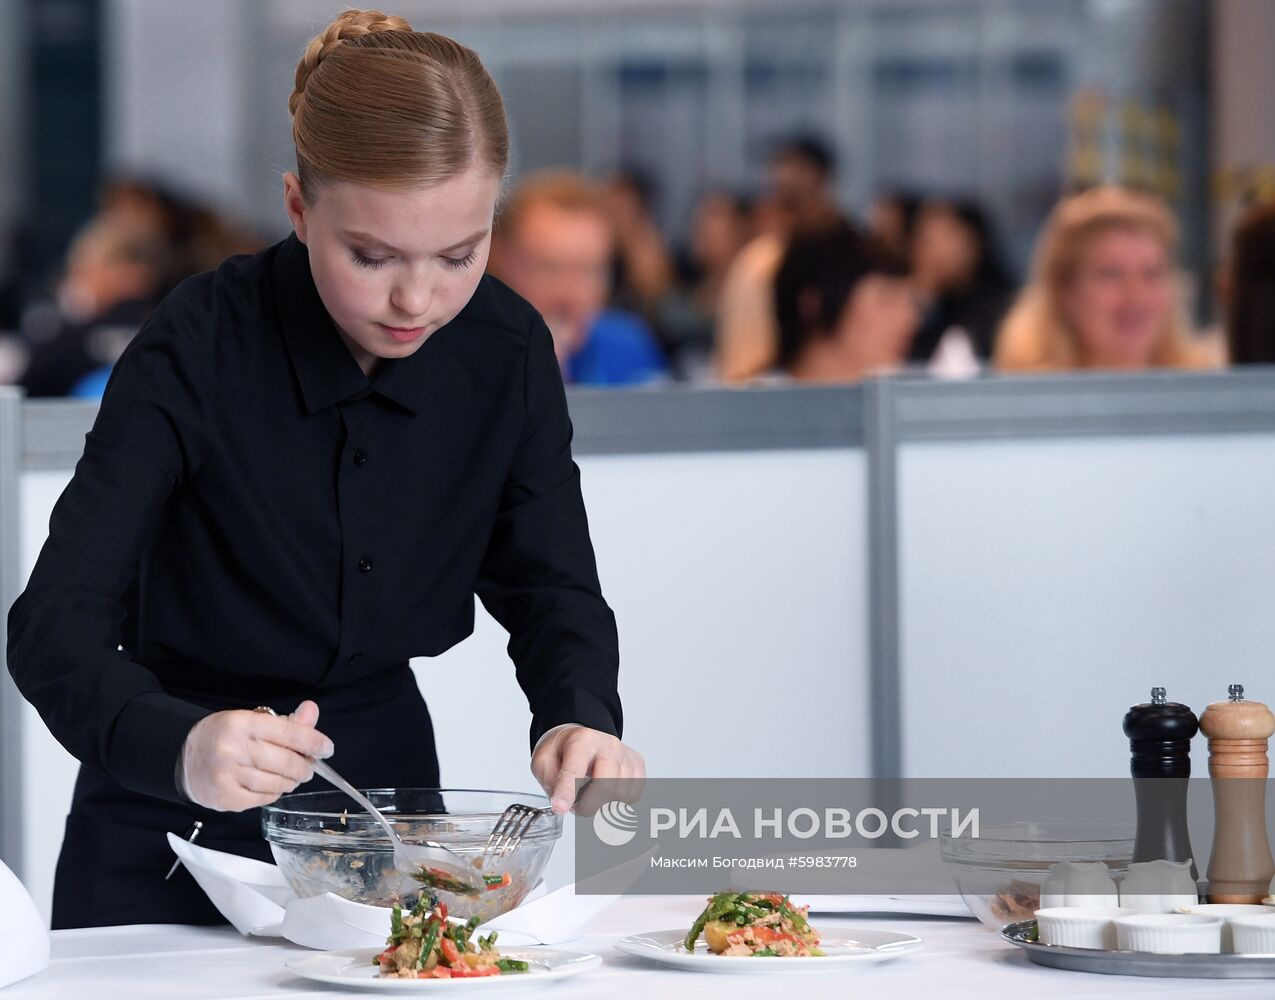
[7,8,642,929]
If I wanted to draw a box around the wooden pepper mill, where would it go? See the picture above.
[1123,687,1198,880]
[1200,684,1275,903]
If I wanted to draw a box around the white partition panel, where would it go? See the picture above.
[421,448,871,890]
[17,471,80,928]
[15,448,870,915]
[898,433,1275,778]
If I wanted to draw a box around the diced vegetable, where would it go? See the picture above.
[684,891,823,957]
[377,898,526,979]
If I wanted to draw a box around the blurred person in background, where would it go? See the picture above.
[603,167,674,318]
[869,189,922,261]
[20,215,166,397]
[653,187,754,379]
[491,170,665,386]
[772,219,919,382]
[0,229,29,384]
[714,134,842,381]
[995,185,1212,372]
[100,176,264,295]
[908,198,1016,365]
[1225,200,1275,365]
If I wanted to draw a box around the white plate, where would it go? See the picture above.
[615,927,923,974]
[286,947,602,990]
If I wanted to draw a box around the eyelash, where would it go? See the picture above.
[350,249,479,270]
[444,249,479,270]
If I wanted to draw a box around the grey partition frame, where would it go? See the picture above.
[6,369,1275,875]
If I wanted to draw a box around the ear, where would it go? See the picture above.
[282,172,309,244]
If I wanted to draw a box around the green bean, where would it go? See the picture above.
[417,920,439,970]
[683,892,738,952]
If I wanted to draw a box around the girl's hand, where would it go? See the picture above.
[180,700,334,811]
[531,725,645,815]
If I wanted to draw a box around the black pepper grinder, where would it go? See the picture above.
[1123,686,1199,881]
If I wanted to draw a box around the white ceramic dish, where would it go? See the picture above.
[1040,861,1118,910]
[1118,859,1197,914]
[1114,913,1223,955]
[285,947,601,991]
[1179,904,1270,952]
[615,927,922,973]
[1230,913,1275,955]
[1034,906,1133,949]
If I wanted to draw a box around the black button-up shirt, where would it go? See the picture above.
[7,234,622,804]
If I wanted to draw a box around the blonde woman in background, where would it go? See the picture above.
[995,186,1214,372]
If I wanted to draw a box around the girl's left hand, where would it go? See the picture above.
[531,725,645,814]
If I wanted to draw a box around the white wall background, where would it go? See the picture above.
[16,471,79,931]
[898,433,1275,778]
[14,447,870,923]
[103,0,257,213]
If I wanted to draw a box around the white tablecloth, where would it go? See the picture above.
[6,896,1270,999]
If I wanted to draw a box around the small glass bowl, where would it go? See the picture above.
[940,822,1134,931]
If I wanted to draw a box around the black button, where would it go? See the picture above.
[353,449,367,466]
[358,556,373,573]
[348,651,364,665]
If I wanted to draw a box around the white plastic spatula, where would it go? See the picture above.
[253,706,483,896]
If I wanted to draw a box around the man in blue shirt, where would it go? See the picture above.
[491,171,665,386]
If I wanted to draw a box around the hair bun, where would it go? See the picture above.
[289,8,413,118]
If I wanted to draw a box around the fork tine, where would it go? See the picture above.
[497,804,548,859]
[482,804,524,862]
[481,803,555,865]
[494,805,532,857]
[481,807,516,859]
[506,809,541,856]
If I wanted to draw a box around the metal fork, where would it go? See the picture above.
[480,779,591,865]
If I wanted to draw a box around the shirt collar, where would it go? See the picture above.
[272,233,438,416]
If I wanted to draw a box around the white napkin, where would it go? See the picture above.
[166,834,616,950]
[481,884,619,946]
[0,856,49,988]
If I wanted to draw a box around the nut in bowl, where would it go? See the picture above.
[261,788,561,922]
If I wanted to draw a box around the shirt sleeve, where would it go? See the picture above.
[476,317,623,752]
[6,312,216,803]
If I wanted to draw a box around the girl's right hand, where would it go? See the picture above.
[179,700,334,811]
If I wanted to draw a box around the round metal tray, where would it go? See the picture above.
[1001,920,1275,979]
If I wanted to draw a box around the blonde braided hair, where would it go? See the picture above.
[288,8,508,195]
[288,9,411,119]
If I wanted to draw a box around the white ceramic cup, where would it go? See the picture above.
[1229,913,1275,955]
[1178,904,1269,952]
[1114,913,1223,955]
[1118,859,1198,915]
[1034,907,1134,949]
[1040,861,1118,910]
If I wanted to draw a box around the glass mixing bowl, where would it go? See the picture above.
[941,822,1134,931]
[261,788,561,922]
